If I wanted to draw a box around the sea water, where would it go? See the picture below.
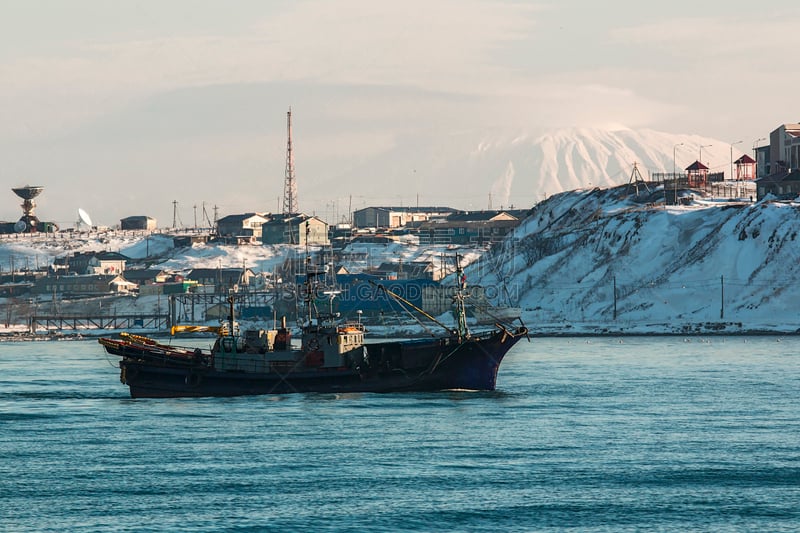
[1,336,799,532]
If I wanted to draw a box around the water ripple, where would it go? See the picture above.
[1,337,799,532]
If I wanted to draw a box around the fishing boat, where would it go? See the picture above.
[99,263,528,398]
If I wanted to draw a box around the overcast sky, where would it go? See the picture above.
[1,0,797,228]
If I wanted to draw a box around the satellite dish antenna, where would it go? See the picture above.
[14,220,26,233]
[77,208,93,229]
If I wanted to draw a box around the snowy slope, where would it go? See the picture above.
[4,187,800,336]
[470,187,800,334]
[0,123,779,335]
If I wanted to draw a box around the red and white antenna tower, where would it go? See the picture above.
[282,107,298,214]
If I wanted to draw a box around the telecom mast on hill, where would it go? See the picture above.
[282,107,298,214]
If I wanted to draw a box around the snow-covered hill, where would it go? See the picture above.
[3,185,800,336]
[0,123,782,335]
[469,187,800,334]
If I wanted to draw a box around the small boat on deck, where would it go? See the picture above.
[99,264,528,398]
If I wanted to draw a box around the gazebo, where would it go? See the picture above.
[685,161,709,188]
[734,154,757,180]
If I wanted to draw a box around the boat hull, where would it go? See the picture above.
[109,329,525,398]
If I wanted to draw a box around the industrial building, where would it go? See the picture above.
[216,213,271,241]
[262,214,329,246]
[352,206,456,229]
[120,216,157,231]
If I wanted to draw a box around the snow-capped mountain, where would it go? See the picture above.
[466,127,747,208]
[311,126,750,215]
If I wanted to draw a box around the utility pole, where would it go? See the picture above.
[202,202,213,229]
[613,275,617,320]
[673,143,683,206]
[699,144,712,166]
[730,140,743,181]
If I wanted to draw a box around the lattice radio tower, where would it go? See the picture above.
[282,107,298,214]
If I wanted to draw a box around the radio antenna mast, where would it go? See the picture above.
[283,107,298,214]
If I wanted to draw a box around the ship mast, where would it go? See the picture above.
[453,255,470,340]
[283,107,298,215]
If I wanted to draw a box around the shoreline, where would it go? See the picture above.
[3,324,800,342]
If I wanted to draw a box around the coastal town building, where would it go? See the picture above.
[415,210,527,246]
[755,122,800,200]
[121,268,171,286]
[768,123,800,174]
[120,216,157,231]
[216,213,271,241]
[185,267,255,294]
[53,251,129,275]
[261,214,329,246]
[172,234,210,247]
[138,280,198,296]
[0,271,40,296]
[88,252,128,275]
[352,206,456,229]
[32,274,136,297]
[755,170,800,200]
[365,261,437,281]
